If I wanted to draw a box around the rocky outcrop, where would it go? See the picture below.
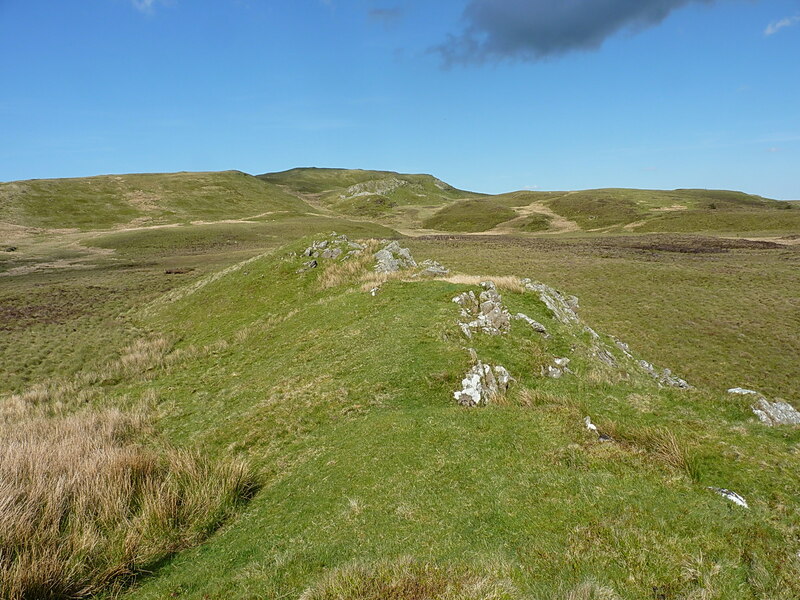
[454,357,513,407]
[727,387,800,426]
[415,259,449,277]
[374,241,417,273]
[452,281,511,338]
[638,360,691,389]
[339,177,408,199]
[752,398,800,426]
[521,278,579,325]
[303,233,364,262]
[512,313,549,337]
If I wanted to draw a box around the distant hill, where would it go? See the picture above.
[1,167,797,236]
[258,167,483,218]
[0,170,314,230]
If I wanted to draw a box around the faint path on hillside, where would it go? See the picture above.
[477,197,582,236]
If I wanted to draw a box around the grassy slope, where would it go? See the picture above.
[544,188,796,233]
[259,167,483,219]
[99,237,800,600]
[409,235,800,400]
[0,171,313,230]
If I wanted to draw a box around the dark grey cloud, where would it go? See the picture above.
[436,0,716,64]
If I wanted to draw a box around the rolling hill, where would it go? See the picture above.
[1,168,800,599]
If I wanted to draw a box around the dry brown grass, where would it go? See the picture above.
[558,580,621,600]
[0,408,256,599]
[435,274,526,294]
[601,423,699,481]
[299,557,519,600]
[318,240,382,290]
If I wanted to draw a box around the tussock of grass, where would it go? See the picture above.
[299,558,519,600]
[559,580,621,600]
[0,409,257,600]
[603,423,699,481]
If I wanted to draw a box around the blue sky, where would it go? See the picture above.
[1,0,798,199]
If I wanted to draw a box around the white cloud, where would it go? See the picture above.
[764,15,800,36]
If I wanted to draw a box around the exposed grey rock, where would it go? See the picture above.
[593,347,618,368]
[452,281,510,337]
[296,260,318,273]
[302,233,359,262]
[752,398,800,427]
[339,177,408,199]
[614,338,635,359]
[521,278,579,324]
[374,240,417,272]
[321,247,343,260]
[727,387,760,396]
[513,313,549,337]
[454,360,514,407]
[639,360,690,389]
[708,487,749,508]
[415,259,449,277]
[543,357,572,379]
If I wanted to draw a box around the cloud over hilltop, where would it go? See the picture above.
[435,0,717,64]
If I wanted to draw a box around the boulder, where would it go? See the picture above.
[752,397,800,427]
[374,240,417,273]
[416,259,449,277]
[454,360,514,407]
[452,282,510,337]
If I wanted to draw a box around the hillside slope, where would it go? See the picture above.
[259,167,483,219]
[97,234,800,600]
[0,170,314,230]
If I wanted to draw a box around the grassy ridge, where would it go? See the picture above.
[0,171,313,230]
[98,237,800,599]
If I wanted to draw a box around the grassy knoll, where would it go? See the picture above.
[0,171,312,230]
[545,188,793,233]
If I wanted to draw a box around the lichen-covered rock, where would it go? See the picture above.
[639,360,691,389]
[415,259,449,277]
[374,240,417,273]
[512,313,549,337]
[521,278,579,324]
[302,233,361,261]
[725,388,800,426]
[543,357,572,379]
[452,281,511,338]
[454,359,513,407]
[296,260,318,273]
[752,397,800,426]
[321,247,342,260]
[727,387,760,396]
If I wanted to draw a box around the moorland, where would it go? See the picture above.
[1,168,799,599]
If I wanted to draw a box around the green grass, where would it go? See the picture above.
[0,170,313,230]
[516,213,552,232]
[4,169,800,600]
[423,200,518,232]
[545,188,789,232]
[632,208,800,234]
